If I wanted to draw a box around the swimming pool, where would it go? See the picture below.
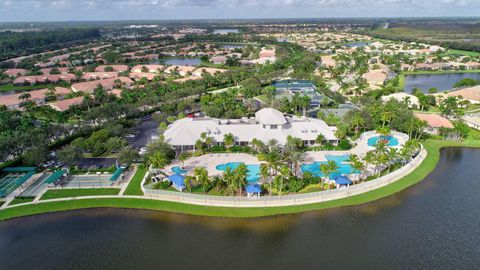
[367,135,399,147]
[300,155,359,179]
[171,166,188,174]
[216,162,260,182]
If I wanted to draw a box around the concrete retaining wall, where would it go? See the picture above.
[143,147,427,208]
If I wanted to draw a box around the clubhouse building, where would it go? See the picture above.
[164,108,338,151]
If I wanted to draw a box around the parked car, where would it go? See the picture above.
[139,147,148,155]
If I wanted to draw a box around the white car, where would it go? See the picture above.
[139,147,148,155]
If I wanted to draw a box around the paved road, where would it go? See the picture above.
[127,115,159,150]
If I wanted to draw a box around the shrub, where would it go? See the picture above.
[210,145,227,152]
[337,139,352,150]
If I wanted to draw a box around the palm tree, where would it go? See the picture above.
[233,163,248,196]
[285,150,305,177]
[320,160,338,186]
[315,134,325,146]
[148,152,169,169]
[195,139,204,154]
[19,92,31,102]
[385,148,398,173]
[184,175,195,193]
[205,137,213,151]
[260,163,271,195]
[380,110,395,127]
[193,167,209,194]
[222,167,236,195]
[178,152,188,166]
[45,86,57,101]
[363,151,375,177]
[251,138,264,153]
[300,95,311,116]
[223,133,235,149]
[350,113,366,137]
[277,165,291,194]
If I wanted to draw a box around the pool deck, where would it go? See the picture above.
[167,153,264,177]
[165,131,409,178]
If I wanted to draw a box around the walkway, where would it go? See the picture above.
[1,147,427,209]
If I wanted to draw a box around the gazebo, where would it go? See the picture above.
[246,183,261,198]
[333,175,353,188]
[168,174,186,191]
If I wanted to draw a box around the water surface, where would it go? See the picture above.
[213,29,239,34]
[164,57,201,66]
[1,148,479,269]
[404,73,480,93]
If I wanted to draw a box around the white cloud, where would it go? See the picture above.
[0,0,478,21]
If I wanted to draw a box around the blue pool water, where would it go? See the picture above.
[367,136,399,147]
[301,155,358,179]
[216,162,260,182]
[171,166,188,174]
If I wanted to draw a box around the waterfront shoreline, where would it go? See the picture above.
[1,139,479,221]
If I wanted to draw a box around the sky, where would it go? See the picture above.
[0,0,479,22]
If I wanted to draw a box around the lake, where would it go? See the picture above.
[404,72,480,93]
[221,44,245,49]
[213,29,239,34]
[0,147,479,269]
[163,57,201,66]
[345,42,369,47]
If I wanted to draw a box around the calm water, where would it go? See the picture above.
[1,148,480,269]
[221,44,245,49]
[345,42,369,47]
[405,73,480,93]
[213,29,239,34]
[164,57,201,66]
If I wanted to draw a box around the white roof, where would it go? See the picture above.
[254,108,287,125]
[164,111,337,146]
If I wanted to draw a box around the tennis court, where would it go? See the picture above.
[0,171,35,198]
[62,174,114,188]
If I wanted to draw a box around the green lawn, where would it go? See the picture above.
[40,188,120,200]
[442,49,480,57]
[1,138,479,220]
[9,197,35,206]
[123,165,147,196]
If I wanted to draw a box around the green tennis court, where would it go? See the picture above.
[0,171,35,198]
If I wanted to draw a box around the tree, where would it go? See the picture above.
[439,96,461,118]
[106,137,127,153]
[320,160,338,185]
[193,167,210,193]
[260,163,271,194]
[233,163,248,195]
[118,147,139,165]
[19,92,31,102]
[178,152,188,166]
[350,112,366,137]
[148,152,169,169]
[23,144,49,166]
[222,167,236,195]
[315,134,325,146]
[184,175,195,193]
[223,133,235,149]
[45,86,57,101]
[58,145,83,167]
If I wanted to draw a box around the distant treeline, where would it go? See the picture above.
[365,26,480,53]
[0,28,101,61]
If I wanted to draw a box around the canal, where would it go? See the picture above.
[0,147,479,269]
